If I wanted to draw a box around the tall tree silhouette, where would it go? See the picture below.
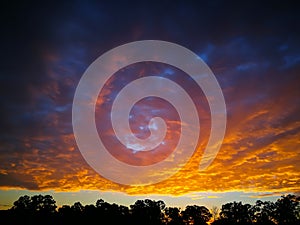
[181,205,212,225]
[274,194,300,225]
[130,199,165,225]
[96,198,130,224]
[11,194,57,225]
[251,200,276,225]
[218,201,253,225]
[12,195,32,212]
[211,206,220,221]
[164,207,184,225]
[58,205,73,225]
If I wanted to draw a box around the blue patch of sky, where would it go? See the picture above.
[278,44,289,51]
[197,43,215,64]
[281,54,300,69]
[236,62,257,71]
[55,103,72,113]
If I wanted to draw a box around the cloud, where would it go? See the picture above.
[0,1,299,196]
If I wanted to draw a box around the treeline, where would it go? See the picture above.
[0,194,299,225]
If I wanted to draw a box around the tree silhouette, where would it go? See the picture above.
[130,199,166,225]
[274,194,300,225]
[71,201,84,212]
[181,205,212,225]
[164,207,184,225]
[2,194,300,225]
[218,201,253,225]
[82,204,97,225]
[10,194,57,225]
[95,198,130,224]
[12,194,57,214]
[58,205,73,225]
[211,206,220,221]
[251,200,276,225]
[12,195,31,212]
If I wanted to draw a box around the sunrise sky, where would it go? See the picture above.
[0,1,299,210]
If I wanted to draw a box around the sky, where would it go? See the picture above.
[0,0,300,210]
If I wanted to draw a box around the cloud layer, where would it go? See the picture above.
[0,1,299,195]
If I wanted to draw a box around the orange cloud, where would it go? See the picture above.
[1,98,299,196]
[0,49,299,198]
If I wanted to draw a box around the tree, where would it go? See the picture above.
[10,195,33,224]
[71,201,84,213]
[182,205,212,225]
[130,199,166,225]
[12,195,32,212]
[12,194,57,214]
[6,194,300,225]
[58,205,72,216]
[164,207,184,225]
[211,206,220,221]
[95,198,105,208]
[95,199,130,225]
[11,195,57,225]
[251,200,276,225]
[58,205,73,225]
[31,194,57,214]
[274,194,300,225]
[219,201,253,224]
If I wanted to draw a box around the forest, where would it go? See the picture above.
[0,194,299,225]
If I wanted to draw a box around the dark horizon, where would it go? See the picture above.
[1,194,299,225]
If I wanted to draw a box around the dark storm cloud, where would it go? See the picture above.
[0,0,299,192]
[0,173,38,189]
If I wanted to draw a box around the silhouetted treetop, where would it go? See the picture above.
[2,194,299,225]
[12,194,56,213]
[182,205,212,225]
